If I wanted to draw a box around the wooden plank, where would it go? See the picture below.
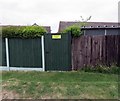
[117,35,120,66]
[72,35,120,70]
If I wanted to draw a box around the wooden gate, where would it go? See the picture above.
[44,33,71,71]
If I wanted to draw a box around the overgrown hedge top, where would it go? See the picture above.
[1,26,47,38]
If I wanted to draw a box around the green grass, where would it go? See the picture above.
[0,71,2,91]
[1,71,119,99]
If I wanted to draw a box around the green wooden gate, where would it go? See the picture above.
[44,33,71,71]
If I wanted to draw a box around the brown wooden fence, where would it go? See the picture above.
[72,35,120,70]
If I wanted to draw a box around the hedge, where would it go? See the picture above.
[1,26,47,38]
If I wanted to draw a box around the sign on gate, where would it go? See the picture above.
[52,35,61,39]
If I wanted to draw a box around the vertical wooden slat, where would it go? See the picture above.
[117,35,120,66]
[72,35,120,70]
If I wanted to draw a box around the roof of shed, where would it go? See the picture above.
[58,21,119,32]
[42,26,51,33]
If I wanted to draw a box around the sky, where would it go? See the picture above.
[0,0,119,32]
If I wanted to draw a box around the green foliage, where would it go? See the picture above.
[62,16,92,37]
[1,26,47,38]
[62,22,87,37]
[80,65,119,74]
[62,25,83,37]
[2,71,118,99]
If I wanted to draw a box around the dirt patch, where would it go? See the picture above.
[0,89,19,100]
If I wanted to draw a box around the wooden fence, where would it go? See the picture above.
[72,35,120,70]
[0,33,71,71]
[1,34,120,71]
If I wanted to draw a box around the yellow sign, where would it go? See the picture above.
[52,35,61,39]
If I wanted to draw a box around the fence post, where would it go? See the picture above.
[5,38,10,71]
[105,29,107,35]
[41,36,45,71]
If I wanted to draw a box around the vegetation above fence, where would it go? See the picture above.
[62,16,91,37]
[62,22,89,37]
[1,26,47,38]
[62,25,83,37]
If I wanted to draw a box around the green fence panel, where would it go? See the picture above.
[0,38,1,66]
[44,33,71,71]
[9,38,42,67]
[0,38,7,66]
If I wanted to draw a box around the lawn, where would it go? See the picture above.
[1,71,119,99]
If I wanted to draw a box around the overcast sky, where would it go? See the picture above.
[0,0,119,32]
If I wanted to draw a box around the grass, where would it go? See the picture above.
[1,71,119,99]
[0,71,2,92]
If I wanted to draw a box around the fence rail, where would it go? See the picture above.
[72,35,120,70]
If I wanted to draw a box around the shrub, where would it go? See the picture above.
[80,65,119,74]
[1,26,47,38]
[62,25,83,37]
